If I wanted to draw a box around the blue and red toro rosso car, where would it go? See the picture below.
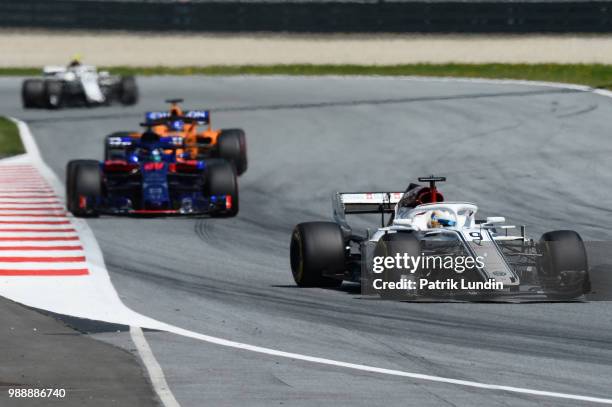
[66,129,238,217]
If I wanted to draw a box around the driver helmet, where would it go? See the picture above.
[151,148,163,162]
[427,210,456,228]
[68,54,82,68]
[169,119,184,131]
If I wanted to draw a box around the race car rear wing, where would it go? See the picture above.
[333,192,403,230]
[144,110,210,125]
[107,134,184,149]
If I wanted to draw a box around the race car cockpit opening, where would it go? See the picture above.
[128,146,161,163]
[140,130,161,144]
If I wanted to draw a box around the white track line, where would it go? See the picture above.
[9,79,612,406]
[130,327,181,407]
[154,323,612,406]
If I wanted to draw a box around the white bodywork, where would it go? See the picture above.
[391,202,518,286]
[335,193,522,287]
[43,64,105,103]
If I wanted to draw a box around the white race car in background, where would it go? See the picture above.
[21,64,138,109]
[290,176,591,301]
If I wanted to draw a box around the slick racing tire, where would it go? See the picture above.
[119,76,138,106]
[205,161,239,217]
[104,132,133,161]
[44,80,64,109]
[66,160,101,217]
[538,230,590,300]
[290,222,344,288]
[217,129,247,176]
[373,231,421,300]
[22,79,45,108]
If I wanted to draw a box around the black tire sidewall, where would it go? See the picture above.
[22,79,45,108]
[217,129,247,175]
[538,230,589,299]
[374,231,421,299]
[119,76,138,105]
[44,80,63,109]
[67,160,101,216]
[290,222,345,287]
[205,162,239,217]
[65,161,78,213]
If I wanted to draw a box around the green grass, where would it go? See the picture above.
[0,117,25,157]
[3,64,612,88]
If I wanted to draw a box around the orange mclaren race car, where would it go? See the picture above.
[104,99,247,175]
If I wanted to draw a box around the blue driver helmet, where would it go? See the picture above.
[169,119,184,131]
[151,149,163,162]
[428,210,456,228]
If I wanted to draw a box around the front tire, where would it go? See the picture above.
[205,161,239,217]
[119,76,138,106]
[374,231,421,300]
[66,160,101,217]
[290,222,345,287]
[538,230,590,300]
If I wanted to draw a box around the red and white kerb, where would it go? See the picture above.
[0,164,89,276]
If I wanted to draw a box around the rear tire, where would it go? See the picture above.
[119,76,138,106]
[44,80,64,109]
[217,129,247,175]
[66,160,101,217]
[538,230,590,300]
[290,222,345,287]
[205,161,239,217]
[22,79,45,108]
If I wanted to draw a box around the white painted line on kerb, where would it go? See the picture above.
[0,240,80,247]
[130,327,181,407]
[8,78,612,406]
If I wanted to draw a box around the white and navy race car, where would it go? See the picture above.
[290,176,590,300]
[21,63,137,109]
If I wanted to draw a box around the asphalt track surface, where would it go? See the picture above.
[1,76,611,406]
[0,297,155,407]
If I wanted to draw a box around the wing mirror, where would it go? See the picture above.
[485,216,505,224]
[482,216,506,229]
